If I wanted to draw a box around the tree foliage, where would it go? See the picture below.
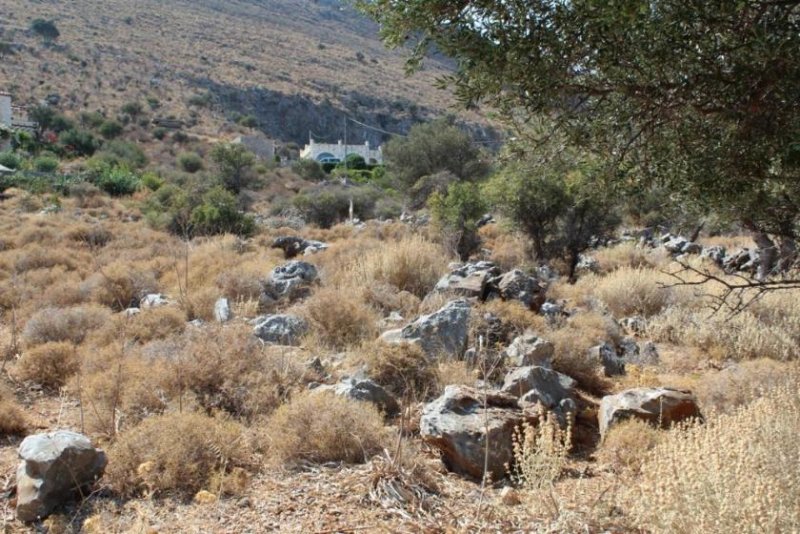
[362,0,800,269]
[211,143,255,193]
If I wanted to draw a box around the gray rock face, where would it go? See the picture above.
[621,339,659,366]
[701,245,727,265]
[262,261,318,302]
[620,316,647,335]
[589,342,626,376]
[16,431,107,522]
[501,366,576,412]
[503,333,554,367]
[723,248,759,273]
[681,242,703,255]
[314,376,399,416]
[252,314,308,345]
[420,386,526,480]
[434,261,502,299]
[493,270,546,311]
[382,299,471,358]
[575,255,600,274]
[599,387,701,436]
[213,298,232,323]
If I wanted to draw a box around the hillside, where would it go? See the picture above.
[0,0,490,146]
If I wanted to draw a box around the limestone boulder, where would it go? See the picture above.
[16,431,107,522]
[213,298,232,323]
[382,299,471,358]
[434,261,502,299]
[589,342,626,376]
[599,387,701,436]
[313,376,399,416]
[271,236,328,259]
[262,261,318,302]
[492,270,546,311]
[501,366,576,413]
[503,333,554,367]
[252,314,308,345]
[420,386,526,480]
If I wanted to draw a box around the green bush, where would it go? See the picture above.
[211,143,255,193]
[152,127,167,140]
[292,159,326,181]
[30,19,59,41]
[93,166,141,196]
[58,129,99,157]
[0,152,22,170]
[79,111,106,128]
[428,181,487,260]
[121,101,144,117]
[140,172,164,191]
[177,152,203,173]
[237,115,258,128]
[292,184,381,228]
[93,140,148,169]
[98,120,123,139]
[190,186,256,237]
[33,155,60,173]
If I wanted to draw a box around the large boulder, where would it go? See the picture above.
[313,376,399,416]
[492,269,546,311]
[262,261,318,302]
[252,314,308,345]
[434,262,502,299]
[503,333,554,367]
[381,299,471,358]
[16,431,107,522]
[501,366,576,413]
[420,386,526,480]
[599,387,701,436]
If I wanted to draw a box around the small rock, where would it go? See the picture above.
[16,431,107,522]
[262,261,318,302]
[589,342,625,376]
[620,316,646,335]
[252,314,308,345]
[383,299,471,358]
[213,298,232,322]
[501,366,576,413]
[503,333,554,367]
[599,387,701,436]
[493,269,546,311]
[313,376,399,416]
[140,293,171,308]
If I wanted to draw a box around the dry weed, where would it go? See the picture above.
[15,341,79,389]
[596,419,662,474]
[595,267,674,318]
[23,305,111,346]
[301,286,380,350]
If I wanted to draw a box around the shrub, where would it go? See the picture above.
[292,185,383,228]
[177,152,203,173]
[428,181,487,260]
[292,159,326,181]
[58,129,99,156]
[190,186,256,237]
[358,341,440,400]
[140,172,164,191]
[16,342,79,388]
[91,307,186,347]
[98,119,123,139]
[93,166,140,196]
[120,101,144,117]
[107,412,252,497]
[264,392,389,466]
[30,18,59,41]
[0,151,22,170]
[595,267,673,318]
[79,111,106,128]
[510,415,571,491]
[23,305,111,346]
[237,115,258,128]
[211,143,255,193]
[628,374,800,533]
[0,390,27,436]
[93,140,148,169]
[83,261,158,310]
[33,154,59,172]
[302,286,380,350]
[596,419,663,474]
[152,127,167,140]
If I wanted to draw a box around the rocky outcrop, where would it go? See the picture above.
[381,299,471,358]
[599,387,701,436]
[589,342,626,376]
[271,236,328,259]
[252,314,308,345]
[434,262,501,299]
[262,261,318,303]
[501,366,576,416]
[503,333,554,367]
[492,269,547,311]
[313,376,399,416]
[16,431,107,522]
[420,386,527,480]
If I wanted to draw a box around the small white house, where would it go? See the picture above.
[300,138,383,165]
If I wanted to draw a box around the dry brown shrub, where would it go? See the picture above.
[65,224,113,248]
[0,386,27,436]
[107,412,253,498]
[481,299,549,339]
[180,285,218,322]
[696,359,792,412]
[363,282,421,317]
[13,245,81,273]
[302,286,380,350]
[344,235,450,299]
[627,374,800,532]
[15,224,59,247]
[91,307,186,347]
[264,392,390,466]
[16,342,79,389]
[548,311,619,394]
[596,419,663,474]
[356,341,441,401]
[85,261,160,311]
[216,266,264,302]
[479,225,531,271]
[166,324,311,420]
[595,267,674,318]
[592,242,656,273]
[23,305,111,346]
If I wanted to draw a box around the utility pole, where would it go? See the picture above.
[343,116,348,171]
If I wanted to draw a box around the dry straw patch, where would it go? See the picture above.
[107,412,252,498]
[628,373,800,533]
[264,392,390,466]
[595,267,674,318]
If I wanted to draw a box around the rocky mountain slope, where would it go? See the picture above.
[0,0,492,145]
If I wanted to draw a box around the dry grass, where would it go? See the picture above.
[592,242,665,273]
[22,305,111,346]
[107,412,253,498]
[596,419,663,474]
[264,392,390,466]
[595,267,675,318]
[354,341,441,401]
[510,415,571,491]
[548,311,619,394]
[627,373,800,533]
[695,359,792,412]
[15,342,79,389]
[301,286,381,350]
[0,386,27,436]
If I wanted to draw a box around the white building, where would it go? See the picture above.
[300,138,383,165]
